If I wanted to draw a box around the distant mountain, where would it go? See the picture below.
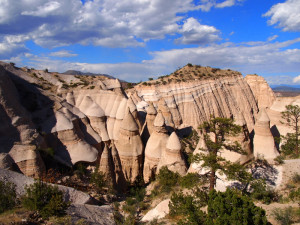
[63,70,116,80]
[271,85,300,93]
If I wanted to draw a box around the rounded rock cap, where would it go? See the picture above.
[257,108,270,122]
[166,132,181,150]
[154,112,165,127]
[147,102,157,115]
[120,108,139,131]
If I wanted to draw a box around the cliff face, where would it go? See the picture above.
[131,68,258,132]
[245,74,276,109]
[0,62,277,184]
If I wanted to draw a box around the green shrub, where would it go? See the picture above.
[157,166,179,192]
[274,155,285,165]
[272,207,294,225]
[289,187,300,202]
[169,189,207,224]
[250,180,278,204]
[0,180,17,213]
[292,173,300,183]
[90,170,106,193]
[22,180,69,219]
[207,189,269,225]
[179,173,202,189]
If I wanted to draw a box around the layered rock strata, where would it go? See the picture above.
[245,75,276,109]
[132,74,258,131]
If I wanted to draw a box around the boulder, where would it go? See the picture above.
[141,199,170,222]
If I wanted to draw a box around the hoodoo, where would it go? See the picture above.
[157,132,187,175]
[253,108,279,160]
[115,108,143,183]
[143,112,169,183]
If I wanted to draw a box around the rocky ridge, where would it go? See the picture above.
[0,62,280,185]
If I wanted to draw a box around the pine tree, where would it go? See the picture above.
[193,117,248,190]
[281,104,300,156]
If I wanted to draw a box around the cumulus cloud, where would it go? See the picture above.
[176,17,220,45]
[49,50,77,57]
[0,0,244,54]
[20,38,300,83]
[0,0,202,50]
[293,75,300,83]
[264,0,300,32]
[147,38,300,75]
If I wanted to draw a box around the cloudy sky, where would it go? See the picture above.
[0,0,299,84]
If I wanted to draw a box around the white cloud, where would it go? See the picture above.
[0,0,243,52]
[176,17,220,45]
[216,0,235,8]
[49,50,77,57]
[147,38,300,75]
[19,38,300,84]
[22,1,61,17]
[267,35,278,42]
[264,0,300,32]
[293,75,300,83]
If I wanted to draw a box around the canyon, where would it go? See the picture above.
[0,62,286,184]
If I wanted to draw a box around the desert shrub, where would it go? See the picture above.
[272,207,294,225]
[280,133,299,158]
[274,155,285,165]
[157,166,180,192]
[206,189,268,225]
[169,188,207,224]
[22,180,69,219]
[179,173,202,189]
[289,187,300,202]
[250,180,278,204]
[0,180,17,213]
[90,170,106,193]
[292,173,300,183]
[187,63,193,67]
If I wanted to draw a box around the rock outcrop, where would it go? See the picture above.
[143,113,169,183]
[0,62,282,186]
[253,108,279,160]
[131,67,258,131]
[157,132,187,175]
[245,74,276,109]
[114,108,143,183]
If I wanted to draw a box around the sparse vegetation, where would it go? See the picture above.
[281,104,300,157]
[22,180,69,219]
[0,180,17,213]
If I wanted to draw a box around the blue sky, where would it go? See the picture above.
[0,0,299,84]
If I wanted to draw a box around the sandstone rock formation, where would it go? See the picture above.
[157,132,187,175]
[131,66,259,131]
[141,199,170,222]
[0,62,282,187]
[253,108,279,160]
[245,74,276,109]
[114,108,143,183]
[143,112,169,183]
